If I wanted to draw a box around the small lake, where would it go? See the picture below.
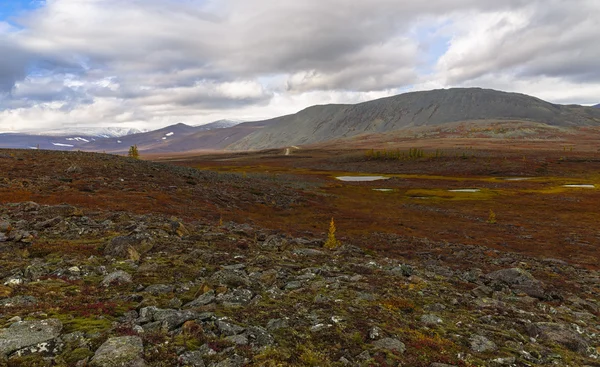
[503,177,535,181]
[563,184,595,188]
[336,176,390,182]
[448,189,481,193]
[372,189,394,192]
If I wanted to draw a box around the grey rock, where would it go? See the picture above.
[246,326,274,347]
[372,338,406,354]
[21,201,40,212]
[490,357,517,365]
[213,354,246,367]
[91,336,145,367]
[0,295,38,307]
[39,204,79,218]
[390,264,414,277]
[470,335,497,353]
[471,285,493,298]
[527,322,590,354]
[143,284,174,295]
[105,234,154,258]
[486,267,535,284]
[34,217,62,230]
[0,221,10,233]
[225,334,248,345]
[421,314,443,326]
[292,248,325,257]
[284,281,303,290]
[152,309,198,331]
[101,270,133,287]
[266,318,288,331]
[217,320,245,336]
[369,326,382,340]
[184,290,215,308]
[209,270,251,288]
[179,351,205,367]
[216,289,253,307]
[0,319,63,356]
[259,235,287,251]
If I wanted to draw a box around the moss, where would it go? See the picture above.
[58,316,113,334]
[62,347,94,365]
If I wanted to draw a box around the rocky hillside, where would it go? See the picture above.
[228,88,600,151]
[0,150,598,366]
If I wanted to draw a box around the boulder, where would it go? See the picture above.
[527,322,590,354]
[101,271,133,287]
[372,337,406,354]
[470,335,497,353]
[104,234,153,258]
[0,319,62,356]
[91,336,145,367]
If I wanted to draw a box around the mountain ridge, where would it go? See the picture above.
[227,88,600,150]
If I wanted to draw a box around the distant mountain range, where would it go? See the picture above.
[593,104,600,108]
[26,127,147,138]
[1,90,599,153]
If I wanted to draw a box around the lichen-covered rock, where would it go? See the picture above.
[372,337,406,353]
[179,351,205,367]
[527,322,590,354]
[184,290,215,308]
[104,234,154,258]
[470,335,497,353]
[0,319,63,357]
[90,336,145,367]
[101,270,133,287]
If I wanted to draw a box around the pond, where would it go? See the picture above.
[336,176,390,182]
[563,184,595,188]
[448,189,481,193]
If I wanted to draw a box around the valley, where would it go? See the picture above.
[0,145,599,366]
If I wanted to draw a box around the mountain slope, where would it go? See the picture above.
[227,88,600,150]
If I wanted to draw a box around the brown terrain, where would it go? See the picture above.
[0,129,599,367]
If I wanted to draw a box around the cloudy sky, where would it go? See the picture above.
[0,0,599,132]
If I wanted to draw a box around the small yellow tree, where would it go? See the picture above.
[487,209,497,224]
[128,145,140,159]
[324,217,341,249]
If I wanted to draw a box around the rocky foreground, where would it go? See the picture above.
[0,201,599,367]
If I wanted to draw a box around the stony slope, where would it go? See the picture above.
[228,88,600,151]
[0,150,598,366]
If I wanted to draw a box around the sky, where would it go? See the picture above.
[0,0,599,132]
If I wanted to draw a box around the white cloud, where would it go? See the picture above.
[0,0,598,132]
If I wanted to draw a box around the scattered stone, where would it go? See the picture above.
[101,270,133,287]
[266,318,288,331]
[420,314,443,326]
[104,234,154,258]
[184,290,216,308]
[179,351,205,367]
[527,322,590,354]
[372,338,406,354]
[470,335,497,353]
[0,319,63,356]
[216,288,253,307]
[0,295,38,307]
[90,336,145,367]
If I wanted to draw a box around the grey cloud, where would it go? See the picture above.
[0,0,598,131]
[440,0,600,84]
[0,41,31,92]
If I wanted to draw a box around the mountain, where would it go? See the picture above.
[227,88,600,150]
[195,119,243,130]
[593,104,600,108]
[0,120,242,152]
[27,127,147,138]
